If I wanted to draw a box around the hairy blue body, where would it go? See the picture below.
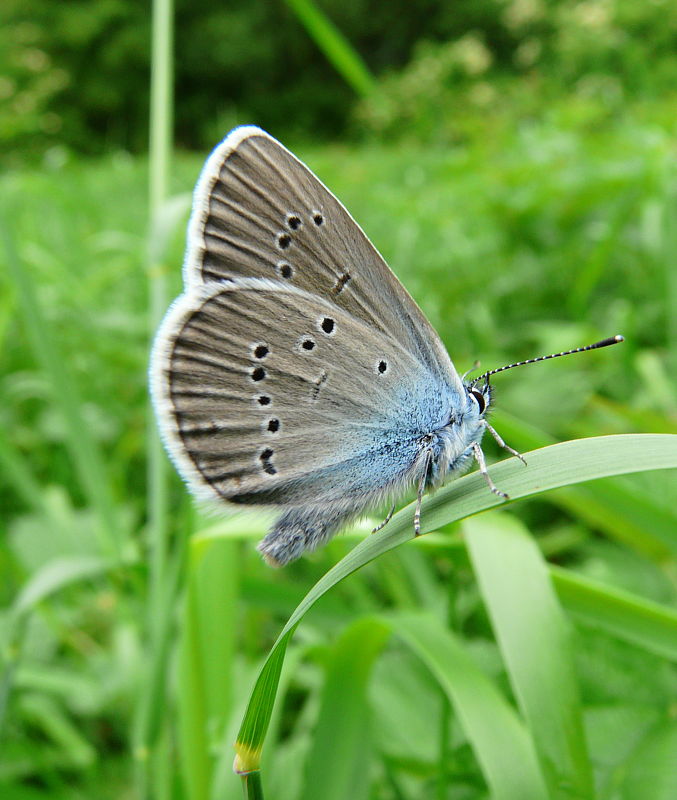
[257,375,491,566]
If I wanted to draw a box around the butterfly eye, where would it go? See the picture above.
[470,389,486,414]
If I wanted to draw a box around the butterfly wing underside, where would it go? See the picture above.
[154,281,454,509]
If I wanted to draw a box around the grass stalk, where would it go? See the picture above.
[283,0,375,96]
[147,0,174,626]
[240,770,265,800]
[135,0,175,794]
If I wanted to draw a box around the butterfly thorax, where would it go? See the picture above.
[426,384,492,488]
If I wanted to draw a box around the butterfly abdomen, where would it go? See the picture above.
[258,505,358,567]
[257,427,467,566]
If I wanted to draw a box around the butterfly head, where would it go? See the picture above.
[465,381,492,419]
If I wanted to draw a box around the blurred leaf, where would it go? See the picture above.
[8,488,128,572]
[585,704,661,790]
[18,693,97,768]
[283,0,375,97]
[12,554,112,617]
[620,720,677,800]
[392,613,549,800]
[466,514,593,799]
[299,617,390,800]
[551,567,677,662]
[177,535,239,800]
[370,647,453,765]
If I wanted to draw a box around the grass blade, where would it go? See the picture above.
[178,534,239,800]
[466,514,594,799]
[0,221,120,558]
[283,0,375,96]
[233,434,676,786]
[0,433,47,514]
[299,617,390,800]
[392,613,549,800]
[12,555,115,617]
[551,566,677,662]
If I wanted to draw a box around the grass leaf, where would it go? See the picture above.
[299,617,390,800]
[177,535,239,800]
[283,0,375,96]
[466,514,593,798]
[392,613,549,800]
[551,566,677,662]
[234,434,677,785]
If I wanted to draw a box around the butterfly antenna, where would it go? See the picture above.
[470,335,624,386]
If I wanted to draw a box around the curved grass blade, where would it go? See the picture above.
[391,612,549,800]
[551,566,677,662]
[234,434,677,783]
[466,514,593,799]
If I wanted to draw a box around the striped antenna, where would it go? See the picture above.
[470,335,624,386]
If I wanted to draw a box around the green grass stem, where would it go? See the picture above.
[283,0,375,96]
[135,0,175,795]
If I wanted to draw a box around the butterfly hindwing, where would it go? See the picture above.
[152,280,457,508]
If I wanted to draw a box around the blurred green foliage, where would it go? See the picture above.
[2,0,677,161]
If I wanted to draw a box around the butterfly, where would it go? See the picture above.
[150,126,622,566]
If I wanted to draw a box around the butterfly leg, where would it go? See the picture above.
[485,422,527,466]
[414,450,434,536]
[372,503,396,534]
[471,442,509,499]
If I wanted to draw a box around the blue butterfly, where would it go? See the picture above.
[150,126,622,565]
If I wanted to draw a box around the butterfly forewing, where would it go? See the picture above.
[185,127,461,388]
[155,281,455,507]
